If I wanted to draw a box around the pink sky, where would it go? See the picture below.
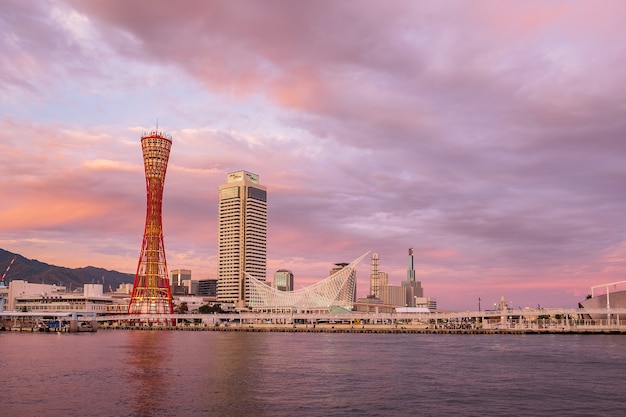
[2,0,626,310]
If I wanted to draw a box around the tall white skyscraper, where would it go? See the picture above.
[217,171,267,308]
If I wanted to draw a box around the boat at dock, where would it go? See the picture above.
[0,311,98,333]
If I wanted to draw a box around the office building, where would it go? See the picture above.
[184,280,199,296]
[170,269,192,286]
[364,249,426,308]
[274,269,294,292]
[403,248,423,306]
[217,171,267,308]
[198,279,218,298]
[170,269,192,296]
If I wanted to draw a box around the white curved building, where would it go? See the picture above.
[246,253,368,312]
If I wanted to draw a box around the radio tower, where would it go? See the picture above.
[128,130,174,315]
[370,253,380,298]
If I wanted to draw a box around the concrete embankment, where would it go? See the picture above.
[100,324,626,334]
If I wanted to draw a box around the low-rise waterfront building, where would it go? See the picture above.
[173,296,206,313]
[116,283,134,294]
[9,281,114,314]
[2,280,128,316]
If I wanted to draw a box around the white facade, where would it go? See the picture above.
[329,263,357,304]
[247,253,367,312]
[84,284,104,297]
[6,280,112,313]
[116,283,133,294]
[217,171,267,307]
[173,296,205,312]
[6,280,61,311]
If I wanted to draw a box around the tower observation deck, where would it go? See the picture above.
[129,131,174,315]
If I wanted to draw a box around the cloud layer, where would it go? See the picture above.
[2,0,626,309]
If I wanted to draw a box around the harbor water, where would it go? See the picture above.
[1,331,625,416]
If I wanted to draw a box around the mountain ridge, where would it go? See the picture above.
[0,248,134,291]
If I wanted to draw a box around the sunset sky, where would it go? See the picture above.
[2,0,626,310]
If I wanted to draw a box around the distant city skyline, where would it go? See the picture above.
[2,1,626,310]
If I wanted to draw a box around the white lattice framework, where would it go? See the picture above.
[246,253,369,311]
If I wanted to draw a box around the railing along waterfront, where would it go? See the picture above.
[94,308,626,334]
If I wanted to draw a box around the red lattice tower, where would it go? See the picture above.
[128,131,174,315]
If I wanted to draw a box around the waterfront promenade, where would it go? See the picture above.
[3,307,626,334]
[100,322,626,334]
[100,307,626,334]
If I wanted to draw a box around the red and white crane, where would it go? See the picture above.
[1,255,16,288]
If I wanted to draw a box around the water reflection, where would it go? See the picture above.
[3,332,626,416]
[122,331,268,417]
[201,332,268,417]
[125,331,171,417]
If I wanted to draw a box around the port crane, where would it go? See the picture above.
[1,255,16,288]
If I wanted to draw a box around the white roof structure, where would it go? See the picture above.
[396,307,431,313]
[246,253,369,311]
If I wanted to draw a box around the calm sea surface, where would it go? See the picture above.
[1,331,625,417]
